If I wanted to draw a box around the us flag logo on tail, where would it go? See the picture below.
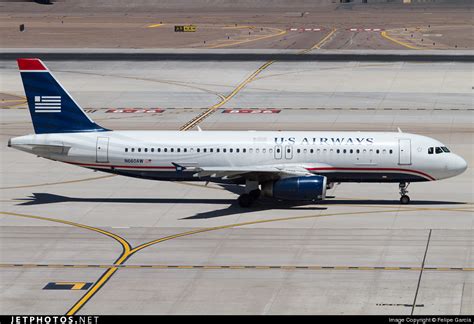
[34,96,61,113]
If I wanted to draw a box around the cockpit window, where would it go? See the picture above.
[428,147,433,154]
[435,147,443,154]
[441,147,450,153]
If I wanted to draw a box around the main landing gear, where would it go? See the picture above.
[238,180,261,208]
[399,182,410,204]
[238,189,261,208]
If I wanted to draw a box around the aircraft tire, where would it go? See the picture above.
[238,194,253,208]
[400,195,410,205]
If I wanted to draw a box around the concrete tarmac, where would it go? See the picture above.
[0,54,472,315]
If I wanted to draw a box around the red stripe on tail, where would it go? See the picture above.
[17,58,47,71]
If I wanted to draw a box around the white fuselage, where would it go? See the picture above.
[9,130,467,184]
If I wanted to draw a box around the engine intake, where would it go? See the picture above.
[262,175,327,201]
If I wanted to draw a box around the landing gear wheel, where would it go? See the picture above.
[400,195,410,205]
[399,182,411,204]
[249,189,261,200]
[238,194,253,208]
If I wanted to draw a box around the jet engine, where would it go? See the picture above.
[261,175,327,201]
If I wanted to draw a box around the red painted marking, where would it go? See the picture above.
[289,27,325,32]
[105,108,164,113]
[17,58,47,71]
[346,28,385,32]
[222,109,281,114]
[306,167,435,181]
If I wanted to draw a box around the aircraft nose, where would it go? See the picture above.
[448,154,467,175]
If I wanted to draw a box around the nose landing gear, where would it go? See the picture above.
[399,182,410,204]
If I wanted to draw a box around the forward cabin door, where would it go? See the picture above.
[96,137,110,163]
[398,139,411,165]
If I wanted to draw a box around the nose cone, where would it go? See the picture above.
[448,154,468,175]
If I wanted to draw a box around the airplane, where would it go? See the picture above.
[8,58,468,207]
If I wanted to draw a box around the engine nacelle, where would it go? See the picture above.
[261,175,327,201]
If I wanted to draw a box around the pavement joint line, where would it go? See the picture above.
[411,229,431,315]
[1,263,471,271]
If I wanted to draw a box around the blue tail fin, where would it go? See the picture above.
[17,58,108,134]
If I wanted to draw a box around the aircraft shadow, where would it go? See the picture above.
[15,193,467,220]
[14,193,327,219]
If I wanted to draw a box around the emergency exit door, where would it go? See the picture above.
[274,145,282,159]
[398,139,411,165]
[96,137,109,163]
[285,145,293,160]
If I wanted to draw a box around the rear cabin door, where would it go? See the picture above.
[398,139,411,165]
[96,137,110,163]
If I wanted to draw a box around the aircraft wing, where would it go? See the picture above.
[172,162,327,182]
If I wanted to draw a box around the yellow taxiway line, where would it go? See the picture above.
[1,205,471,315]
[381,30,422,50]
[180,60,275,130]
[180,28,338,131]
[208,27,287,49]
[305,28,337,52]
